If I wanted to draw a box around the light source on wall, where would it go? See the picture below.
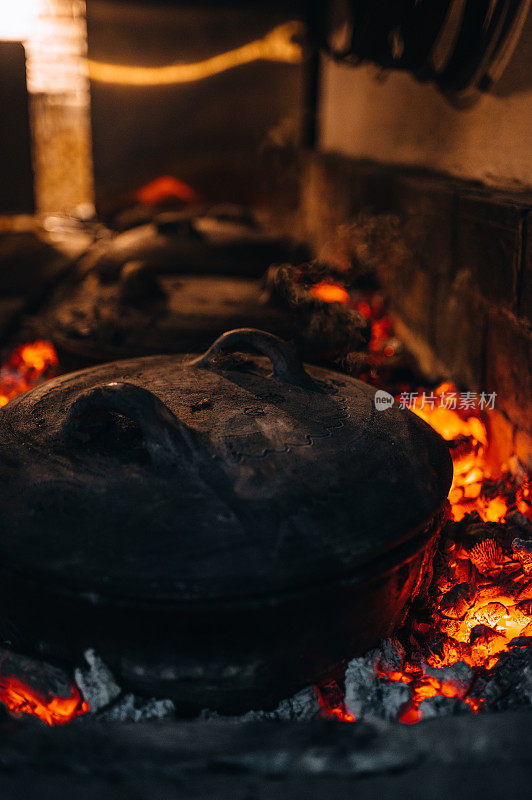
[1,0,94,216]
[0,0,39,41]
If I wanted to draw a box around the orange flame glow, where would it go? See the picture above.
[324,706,356,722]
[407,382,524,525]
[134,176,202,206]
[316,302,531,725]
[315,684,356,722]
[0,341,58,409]
[310,281,351,305]
[0,676,89,726]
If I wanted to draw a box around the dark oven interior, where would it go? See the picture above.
[0,1,531,797]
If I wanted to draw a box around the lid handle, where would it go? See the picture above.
[58,381,193,467]
[190,328,313,388]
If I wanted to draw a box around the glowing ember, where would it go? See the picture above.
[307,282,396,362]
[0,341,58,409]
[0,676,89,726]
[407,382,530,526]
[134,176,202,206]
[315,682,356,722]
[323,706,356,723]
[310,281,350,305]
[0,324,529,728]
[317,302,531,725]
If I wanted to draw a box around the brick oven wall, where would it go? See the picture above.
[283,152,532,470]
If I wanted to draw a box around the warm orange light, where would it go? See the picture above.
[326,706,356,722]
[316,301,531,726]
[310,282,350,305]
[0,676,89,726]
[0,341,58,409]
[88,21,303,86]
[315,685,356,722]
[356,300,372,319]
[374,382,531,723]
[406,383,510,523]
[134,176,202,206]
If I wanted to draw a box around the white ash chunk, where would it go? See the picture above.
[421,661,473,698]
[344,652,411,722]
[74,648,121,713]
[200,686,319,723]
[271,687,320,721]
[378,682,412,721]
[98,693,175,722]
[419,696,472,720]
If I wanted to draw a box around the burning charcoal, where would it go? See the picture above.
[416,629,451,663]
[508,604,532,631]
[468,539,505,574]
[439,583,478,619]
[97,693,175,722]
[512,539,532,574]
[344,655,412,721]
[455,516,510,555]
[515,578,532,602]
[451,512,485,540]
[498,562,524,583]
[0,649,77,705]
[480,645,532,710]
[506,509,532,538]
[0,648,87,726]
[74,648,121,713]
[469,625,507,663]
[477,583,513,602]
[509,636,532,647]
[517,598,532,616]
[473,602,509,628]
[451,558,479,584]
[263,263,371,361]
[437,617,462,638]
[441,534,457,555]
[470,624,506,648]
[436,574,454,596]
[419,696,472,720]
[421,661,473,697]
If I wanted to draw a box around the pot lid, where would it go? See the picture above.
[44,266,369,363]
[0,329,452,607]
[46,272,293,360]
[83,206,305,281]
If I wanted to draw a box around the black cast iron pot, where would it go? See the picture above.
[0,329,452,713]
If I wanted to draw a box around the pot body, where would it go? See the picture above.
[0,520,439,714]
[0,331,451,711]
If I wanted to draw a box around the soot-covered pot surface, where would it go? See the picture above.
[43,206,320,364]
[0,329,452,713]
